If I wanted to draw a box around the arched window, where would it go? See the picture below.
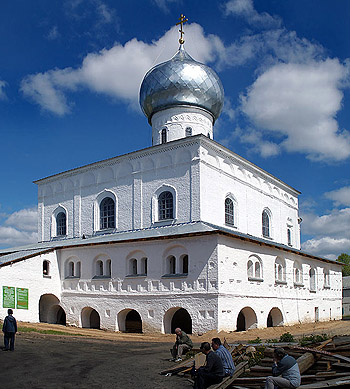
[247,260,253,278]
[107,259,111,277]
[76,261,81,278]
[309,268,316,291]
[56,212,67,236]
[130,259,137,275]
[255,262,261,278]
[161,128,167,144]
[181,255,189,274]
[262,210,270,238]
[247,256,263,280]
[141,257,148,275]
[100,197,115,229]
[96,260,103,276]
[287,228,292,246]
[185,127,192,137]
[225,198,234,226]
[158,191,174,220]
[43,260,50,276]
[168,256,176,274]
[324,269,330,288]
[293,263,303,285]
[69,261,74,277]
[275,257,286,283]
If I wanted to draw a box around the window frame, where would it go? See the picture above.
[262,209,272,238]
[100,197,116,230]
[158,191,174,221]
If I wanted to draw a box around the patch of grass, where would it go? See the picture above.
[248,337,262,344]
[279,332,295,343]
[18,326,83,336]
[266,338,279,343]
[299,333,329,346]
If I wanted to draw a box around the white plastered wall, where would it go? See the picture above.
[216,235,342,332]
[0,251,62,322]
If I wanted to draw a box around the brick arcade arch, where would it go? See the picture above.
[117,309,142,333]
[163,307,192,334]
[81,307,100,329]
[236,307,257,332]
[39,294,66,325]
[267,307,284,327]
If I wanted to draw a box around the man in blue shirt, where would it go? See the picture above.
[211,338,235,377]
[265,347,301,389]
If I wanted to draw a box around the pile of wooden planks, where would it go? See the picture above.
[160,336,350,388]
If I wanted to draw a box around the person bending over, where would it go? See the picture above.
[170,327,193,362]
[265,347,301,389]
[193,342,224,389]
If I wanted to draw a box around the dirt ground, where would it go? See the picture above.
[0,320,349,389]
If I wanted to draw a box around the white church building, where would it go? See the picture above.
[0,37,342,334]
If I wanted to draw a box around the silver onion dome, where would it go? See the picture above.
[139,46,224,123]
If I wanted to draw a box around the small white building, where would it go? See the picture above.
[0,43,342,334]
[342,276,350,317]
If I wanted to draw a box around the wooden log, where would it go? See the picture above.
[297,375,350,388]
[331,362,350,370]
[296,352,316,374]
[211,361,249,389]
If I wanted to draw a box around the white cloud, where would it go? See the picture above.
[47,26,60,40]
[301,207,350,259]
[223,0,281,28]
[232,126,280,157]
[20,23,222,115]
[241,60,350,161]
[302,237,350,261]
[0,207,38,248]
[5,207,38,232]
[152,0,180,13]
[325,186,350,207]
[0,80,7,100]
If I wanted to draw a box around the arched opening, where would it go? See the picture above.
[267,307,283,327]
[43,260,50,276]
[236,311,245,332]
[56,306,66,325]
[236,307,257,332]
[81,307,100,329]
[39,294,66,325]
[172,308,192,334]
[125,310,142,333]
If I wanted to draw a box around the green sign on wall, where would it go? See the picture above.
[16,288,29,309]
[3,286,15,308]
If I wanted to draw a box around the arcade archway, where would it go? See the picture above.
[236,307,257,332]
[267,307,283,327]
[117,309,142,333]
[163,307,192,334]
[39,294,66,325]
[81,307,100,329]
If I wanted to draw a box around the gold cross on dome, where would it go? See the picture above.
[176,14,188,44]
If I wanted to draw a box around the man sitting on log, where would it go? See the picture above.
[193,342,224,389]
[211,337,235,377]
[170,327,193,362]
[265,347,301,389]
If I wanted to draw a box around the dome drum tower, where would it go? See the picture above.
[140,45,224,146]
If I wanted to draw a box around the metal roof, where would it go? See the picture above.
[0,221,338,267]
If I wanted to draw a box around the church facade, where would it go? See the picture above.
[0,42,342,334]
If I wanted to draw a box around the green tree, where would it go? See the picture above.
[337,253,350,276]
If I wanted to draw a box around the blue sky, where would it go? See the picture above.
[0,0,349,259]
